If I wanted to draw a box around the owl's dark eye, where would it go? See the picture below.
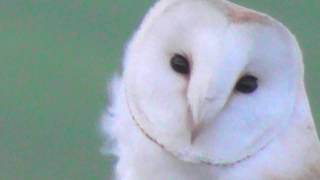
[170,54,190,75]
[235,75,258,94]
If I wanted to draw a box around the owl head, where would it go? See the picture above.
[123,0,305,165]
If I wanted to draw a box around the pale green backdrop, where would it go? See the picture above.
[0,0,319,179]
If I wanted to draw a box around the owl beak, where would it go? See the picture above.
[189,101,206,144]
[191,121,204,144]
[188,98,204,144]
[189,93,229,144]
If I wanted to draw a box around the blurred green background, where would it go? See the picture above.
[0,0,318,179]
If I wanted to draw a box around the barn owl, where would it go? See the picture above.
[102,0,320,179]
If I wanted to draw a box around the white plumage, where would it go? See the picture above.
[103,0,320,179]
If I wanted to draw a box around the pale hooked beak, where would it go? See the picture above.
[189,98,207,144]
[189,93,228,144]
[191,121,204,144]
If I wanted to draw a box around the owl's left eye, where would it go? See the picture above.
[235,75,258,94]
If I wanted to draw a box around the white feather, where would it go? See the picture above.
[103,0,320,179]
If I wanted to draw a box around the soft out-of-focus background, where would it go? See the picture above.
[0,0,319,179]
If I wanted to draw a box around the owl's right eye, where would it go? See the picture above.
[235,75,258,94]
[170,54,190,75]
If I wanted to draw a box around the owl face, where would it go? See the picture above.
[124,0,304,165]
